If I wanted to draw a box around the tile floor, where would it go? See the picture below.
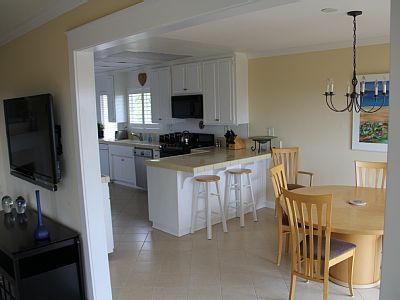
[108,183,380,300]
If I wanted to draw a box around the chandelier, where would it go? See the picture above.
[324,11,387,113]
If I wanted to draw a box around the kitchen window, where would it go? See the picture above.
[128,89,158,128]
[100,94,118,139]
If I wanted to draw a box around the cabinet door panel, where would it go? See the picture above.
[111,155,135,184]
[185,62,202,93]
[218,59,234,124]
[149,70,161,123]
[171,64,185,94]
[158,67,172,121]
[202,61,219,124]
[99,149,110,176]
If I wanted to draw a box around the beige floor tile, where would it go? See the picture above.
[189,271,221,287]
[221,285,257,300]
[221,272,253,288]
[188,286,222,300]
[108,183,380,300]
[118,287,153,300]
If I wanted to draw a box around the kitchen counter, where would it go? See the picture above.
[146,147,273,237]
[99,138,160,150]
[146,147,271,173]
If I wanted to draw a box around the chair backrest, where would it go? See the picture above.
[355,161,387,189]
[282,189,332,282]
[269,164,288,219]
[272,148,299,184]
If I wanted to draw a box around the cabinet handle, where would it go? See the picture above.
[121,158,125,162]
[159,118,162,120]
[215,118,219,121]
[183,88,187,91]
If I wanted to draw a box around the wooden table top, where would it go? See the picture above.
[293,185,385,235]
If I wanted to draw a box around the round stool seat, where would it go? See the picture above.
[194,175,220,183]
[226,168,252,175]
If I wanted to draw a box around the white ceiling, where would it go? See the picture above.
[162,0,390,58]
[95,0,390,72]
[0,0,86,45]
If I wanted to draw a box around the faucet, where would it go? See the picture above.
[131,132,143,141]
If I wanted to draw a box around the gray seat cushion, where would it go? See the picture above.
[287,183,305,190]
[301,236,356,260]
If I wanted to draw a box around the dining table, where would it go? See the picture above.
[294,185,385,288]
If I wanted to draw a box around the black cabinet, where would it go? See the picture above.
[0,210,85,300]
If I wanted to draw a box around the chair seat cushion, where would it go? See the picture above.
[301,236,356,260]
[287,183,305,190]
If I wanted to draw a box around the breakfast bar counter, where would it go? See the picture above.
[146,148,272,236]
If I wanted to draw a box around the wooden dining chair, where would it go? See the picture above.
[282,189,356,300]
[269,164,290,266]
[355,161,387,189]
[272,148,314,190]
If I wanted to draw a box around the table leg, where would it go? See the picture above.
[330,233,382,288]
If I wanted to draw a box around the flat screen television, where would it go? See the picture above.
[3,94,61,191]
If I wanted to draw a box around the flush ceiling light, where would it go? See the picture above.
[323,11,387,113]
[321,8,338,13]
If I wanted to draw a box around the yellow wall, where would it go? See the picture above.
[0,0,142,230]
[249,44,389,186]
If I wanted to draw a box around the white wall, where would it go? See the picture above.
[380,0,400,298]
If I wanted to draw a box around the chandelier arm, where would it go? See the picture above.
[327,94,350,112]
[325,94,339,112]
[360,96,386,113]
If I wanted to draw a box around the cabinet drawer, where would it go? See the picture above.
[109,144,134,157]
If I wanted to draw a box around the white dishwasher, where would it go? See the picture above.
[134,148,154,190]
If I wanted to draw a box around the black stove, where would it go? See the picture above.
[159,132,214,158]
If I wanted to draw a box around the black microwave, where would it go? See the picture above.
[171,94,203,119]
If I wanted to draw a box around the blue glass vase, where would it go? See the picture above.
[34,190,49,241]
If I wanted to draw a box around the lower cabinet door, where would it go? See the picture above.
[111,155,135,185]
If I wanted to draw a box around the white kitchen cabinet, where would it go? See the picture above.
[202,58,234,125]
[99,143,110,176]
[202,53,248,125]
[109,145,136,187]
[150,67,172,123]
[171,62,202,95]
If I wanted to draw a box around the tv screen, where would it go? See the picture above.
[3,94,60,191]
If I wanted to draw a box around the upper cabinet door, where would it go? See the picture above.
[150,67,172,123]
[149,70,161,123]
[171,62,202,95]
[218,59,234,124]
[158,67,172,122]
[202,61,219,124]
[185,62,202,94]
[171,64,186,94]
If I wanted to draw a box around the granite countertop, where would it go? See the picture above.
[146,147,271,173]
[99,138,160,150]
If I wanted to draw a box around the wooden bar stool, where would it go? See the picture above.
[224,168,258,227]
[191,175,228,239]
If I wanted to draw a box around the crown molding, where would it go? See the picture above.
[247,35,390,59]
[0,0,87,46]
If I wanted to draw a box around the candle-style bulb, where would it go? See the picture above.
[347,81,351,94]
[330,80,334,93]
[361,76,366,93]
[383,77,387,94]
[374,80,379,96]
[326,79,330,93]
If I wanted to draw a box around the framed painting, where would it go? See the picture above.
[352,73,389,152]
